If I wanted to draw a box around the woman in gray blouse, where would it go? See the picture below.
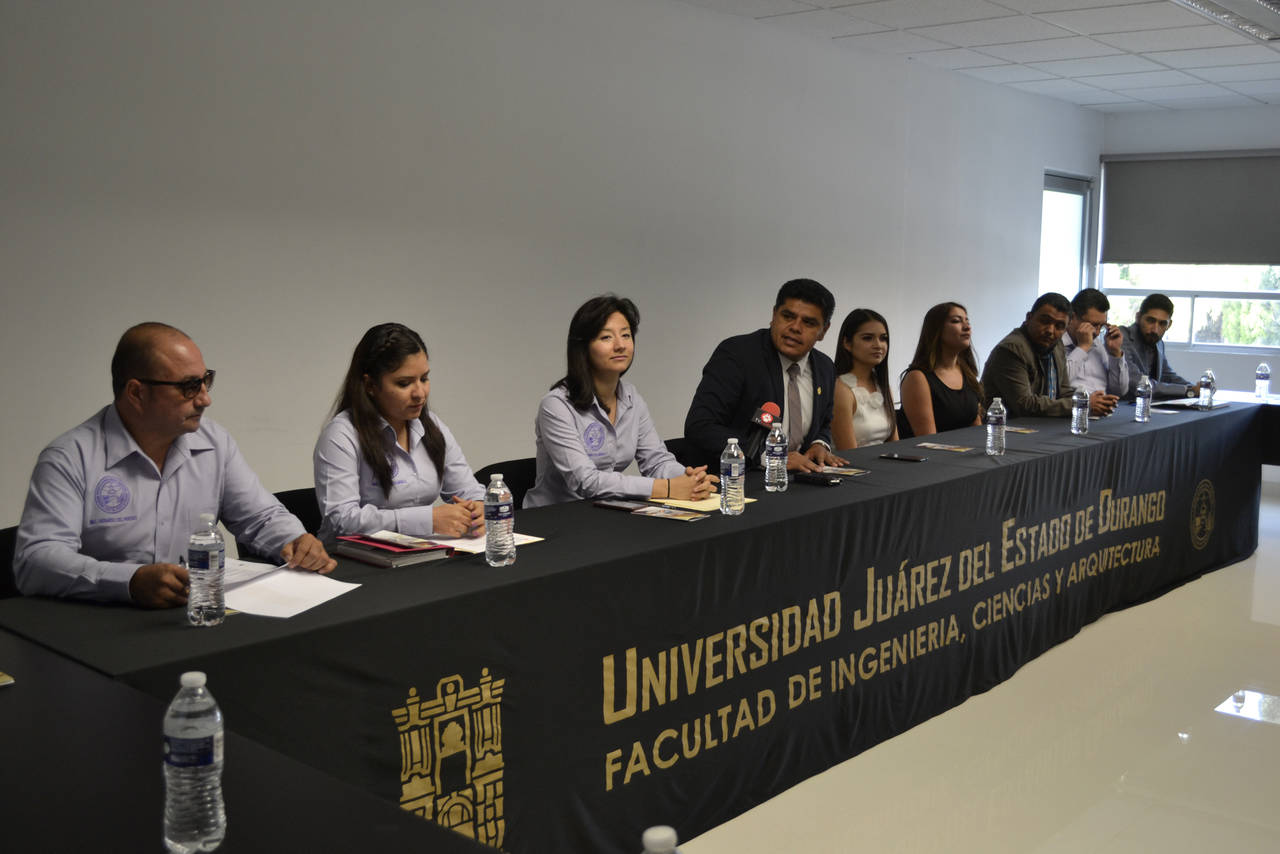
[523,295,716,508]
[313,323,485,540]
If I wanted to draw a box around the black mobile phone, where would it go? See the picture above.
[794,472,842,487]
[879,453,928,462]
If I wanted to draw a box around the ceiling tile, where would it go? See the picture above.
[1010,77,1108,95]
[757,9,889,36]
[1194,62,1280,82]
[1089,101,1169,112]
[829,0,1014,30]
[1036,2,1205,36]
[1096,25,1252,52]
[992,0,1149,11]
[1143,44,1280,68]
[1116,81,1236,100]
[1077,68,1200,89]
[677,0,818,17]
[961,63,1057,82]
[1073,90,1142,104]
[1010,79,1125,103]
[908,15,1075,46]
[1161,94,1262,108]
[980,36,1125,62]
[908,47,1009,69]
[1029,53,1163,76]
[1223,78,1280,96]
[832,29,954,52]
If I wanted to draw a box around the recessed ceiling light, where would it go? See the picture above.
[1170,0,1280,40]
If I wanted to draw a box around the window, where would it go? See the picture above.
[1100,264,1280,350]
[1099,153,1280,353]
[1038,173,1090,297]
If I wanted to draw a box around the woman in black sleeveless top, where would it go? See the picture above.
[898,302,983,438]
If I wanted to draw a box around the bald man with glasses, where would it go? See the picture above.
[14,322,335,607]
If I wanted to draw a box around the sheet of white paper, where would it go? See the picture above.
[225,565,359,618]
[224,558,282,590]
[428,532,544,554]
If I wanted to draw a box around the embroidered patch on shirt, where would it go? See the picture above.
[583,422,607,454]
[93,475,131,515]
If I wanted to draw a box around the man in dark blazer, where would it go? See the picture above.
[685,279,847,472]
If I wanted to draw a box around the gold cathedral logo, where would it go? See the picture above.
[1189,478,1215,551]
[392,668,505,847]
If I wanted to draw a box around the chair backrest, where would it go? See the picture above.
[235,487,320,562]
[0,525,18,599]
[275,487,322,535]
[474,458,538,511]
[663,436,699,469]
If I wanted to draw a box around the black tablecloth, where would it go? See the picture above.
[0,402,1266,853]
[0,628,491,853]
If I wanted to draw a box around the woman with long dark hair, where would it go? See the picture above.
[523,295,716,508]
[898,302,983,438]
[831,308,897,448]
[313,323,485,540]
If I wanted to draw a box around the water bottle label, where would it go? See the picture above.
[164,732,223,767]
[722,462,744,477]
[484,502,513,522]
[766,444,786,459]
[188,547,222,572]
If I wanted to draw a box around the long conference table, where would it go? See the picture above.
[1,397,1273,853]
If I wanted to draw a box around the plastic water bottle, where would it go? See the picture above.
[484,473,516,566]
[763,422,788,492]
[1070,387,1089,435]
[187,513,224,627]
[1257,362,1271,399]
[1198,369,1216,409]
[641,825,681,853]
[163,671,225,854]
[985,397,1006,456]
[719,438,745,515]
[1135,374,1152,423]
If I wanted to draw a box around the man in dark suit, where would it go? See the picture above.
[685,279,847,472]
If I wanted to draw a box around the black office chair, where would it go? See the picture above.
[235,487,321,562]
[474,458,538,510]
[0,525,19,599]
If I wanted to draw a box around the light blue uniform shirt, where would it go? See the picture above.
[15,405,304,602]
[523,381,686,508]
[313,409,484,541]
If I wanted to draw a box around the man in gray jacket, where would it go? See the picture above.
[982,292,1116,419]
[1119,293,1200,400]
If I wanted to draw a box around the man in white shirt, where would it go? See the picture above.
[1062,288,1125,410]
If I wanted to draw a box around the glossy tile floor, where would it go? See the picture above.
[685,490,1280,854]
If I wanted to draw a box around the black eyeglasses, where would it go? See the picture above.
[137,369,216,399]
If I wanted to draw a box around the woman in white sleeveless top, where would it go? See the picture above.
[832,308,898,449]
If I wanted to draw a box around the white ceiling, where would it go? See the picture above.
[669,0,1280,111]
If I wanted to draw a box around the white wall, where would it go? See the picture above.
[0,0,1104,525]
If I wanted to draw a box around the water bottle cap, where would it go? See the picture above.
[199,513,216,524]
[727,438,738,444]
[489,473,503,482]
[641,825,678,852]
[180,671,207,689]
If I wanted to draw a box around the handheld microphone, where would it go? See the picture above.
[742,402,782,461]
